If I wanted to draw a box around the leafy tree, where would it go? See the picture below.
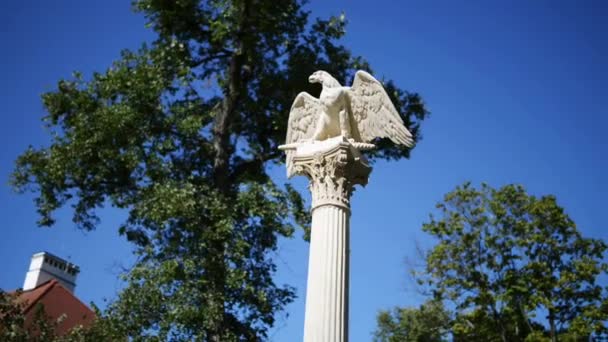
[373,300,451,342]
[413,182,608,342]
[0,290,28,341]
[11,0,428,340]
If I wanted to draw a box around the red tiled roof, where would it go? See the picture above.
[15,279,95,336]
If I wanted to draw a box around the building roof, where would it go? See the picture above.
[15,279,95,335]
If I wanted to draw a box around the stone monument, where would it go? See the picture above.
[279,70,413,342]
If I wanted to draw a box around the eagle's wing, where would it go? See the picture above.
[348,70,413,147]
[285,92,321,177]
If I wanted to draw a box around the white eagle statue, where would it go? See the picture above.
[281,70,414,177]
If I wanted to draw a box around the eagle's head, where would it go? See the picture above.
[308,70,326,84]
[308,70,341,88]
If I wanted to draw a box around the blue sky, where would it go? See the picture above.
[1,1,606,341]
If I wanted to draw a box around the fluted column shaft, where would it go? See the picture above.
[303,205,350,342]
[286,137,371,342]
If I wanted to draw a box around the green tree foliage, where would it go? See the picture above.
[11,1,428,340]
[0,290,28,341]
[410,182,608,342]
[373,300,451,342]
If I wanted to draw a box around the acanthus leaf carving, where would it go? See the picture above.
[291,142,371,212]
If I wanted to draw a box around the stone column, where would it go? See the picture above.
[289,136,372,342]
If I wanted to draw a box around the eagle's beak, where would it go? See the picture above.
[308,74,317,83]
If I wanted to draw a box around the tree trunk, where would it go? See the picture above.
[209,2,250,340]
[213,53,243,192]
[491,305,508,342]
[208,54,243,342]
[517,299,534,337]
[549,310,557,342]
[212,0,251,193]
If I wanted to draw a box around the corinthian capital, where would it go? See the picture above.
[289,136,372,212]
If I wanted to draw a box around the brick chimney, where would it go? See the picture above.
[23,252,80,293]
